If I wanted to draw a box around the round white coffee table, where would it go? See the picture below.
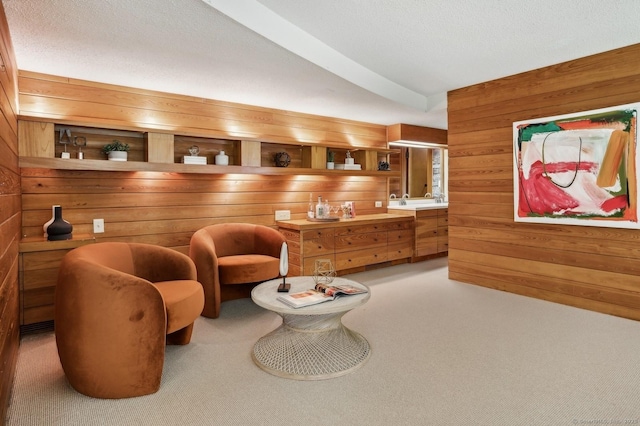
[251,276,371,380]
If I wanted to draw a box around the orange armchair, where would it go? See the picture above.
[189,223,286,318]
[55,242,204,399]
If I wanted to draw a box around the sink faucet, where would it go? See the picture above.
[424,192,431,198]
[435,194,445,203]
[402,194,409,199]
[389,194,396,199]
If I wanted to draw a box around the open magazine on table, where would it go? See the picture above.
[277,282,368,309]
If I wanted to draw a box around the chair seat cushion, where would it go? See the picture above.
[153,280,204,334]
[218,254,280,285]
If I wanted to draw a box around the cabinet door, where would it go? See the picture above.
[415,212,438,256]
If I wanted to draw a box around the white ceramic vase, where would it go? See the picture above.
[215,150,229,166]
[108,151,128,161]
[43,205,58,237]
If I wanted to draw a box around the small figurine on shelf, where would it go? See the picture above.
[59,128,72,159]
[274,151,291,167]
[345,150,354,165]
[183,145,207,164]
[378,161,390,171]
[74,136,87,159]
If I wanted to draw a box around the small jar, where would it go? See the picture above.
[215,150,229,166]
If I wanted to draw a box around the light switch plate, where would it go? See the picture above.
[93,218,105,233]
[375,201,383,207]
[275,210,291,220]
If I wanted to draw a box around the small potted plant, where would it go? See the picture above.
[326,149,335,169]
[102,140,130,161]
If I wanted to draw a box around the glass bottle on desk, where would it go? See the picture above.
[315,196,325,219]
[308,193,315,219]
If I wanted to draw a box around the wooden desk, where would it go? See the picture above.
[277,214,414,276]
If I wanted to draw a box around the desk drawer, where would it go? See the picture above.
[335,231,386,252]
[335,246,388,270]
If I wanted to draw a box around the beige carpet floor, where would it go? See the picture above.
[7,258,640,425]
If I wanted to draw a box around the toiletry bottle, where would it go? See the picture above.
[324,199,330,218]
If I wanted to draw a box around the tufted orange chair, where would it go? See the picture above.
[189,223,286,318]
[55,242,204,399]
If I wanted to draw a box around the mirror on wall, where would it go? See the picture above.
[388,147,448,200]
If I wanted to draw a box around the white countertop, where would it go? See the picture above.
[387,202,448,210]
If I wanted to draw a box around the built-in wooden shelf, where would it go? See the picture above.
[19,157,401,177]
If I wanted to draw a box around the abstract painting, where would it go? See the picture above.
[513,103,639,228]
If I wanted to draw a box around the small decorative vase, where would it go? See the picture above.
[47,206,73,241]
[108,151,128,161]
[215,150,229,166]
[326,162,335,169]
[274,152,291,167]
[43,205,57,237]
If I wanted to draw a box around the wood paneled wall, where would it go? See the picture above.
[18,72,387,150]
[0,2,21,422]
[17,73,389,255]
[447,43,640,321]
[21,170,387,254]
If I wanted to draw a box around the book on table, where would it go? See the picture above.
[277,282,368,308]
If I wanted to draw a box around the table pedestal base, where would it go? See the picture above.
[252,312,370,380]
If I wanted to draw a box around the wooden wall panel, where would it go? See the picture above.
[447,43,640,321]
[18,71,388,150]
[0,1,21,422]
[20,169,388,255]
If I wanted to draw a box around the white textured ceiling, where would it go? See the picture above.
[3,0,640,129]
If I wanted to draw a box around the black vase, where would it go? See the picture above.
[47,206,73,241]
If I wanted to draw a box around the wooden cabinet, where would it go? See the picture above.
[18,121,399,177]
[19,235,96,328]
[278,214,413,276]
[387,207,448,258]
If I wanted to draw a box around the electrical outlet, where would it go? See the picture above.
[275,210,291,220]
[93,218,105,233]
[375,201,383,208]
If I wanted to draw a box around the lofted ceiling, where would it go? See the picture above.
[3,0,640,130]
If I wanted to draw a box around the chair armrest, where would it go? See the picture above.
[189,229,221,317]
